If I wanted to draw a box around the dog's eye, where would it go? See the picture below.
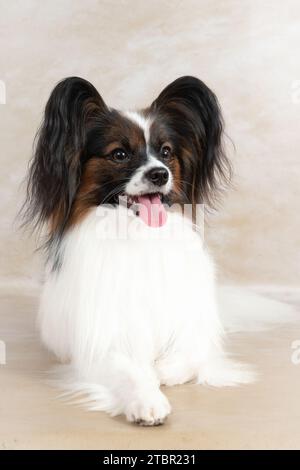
[111,148,129,163]
[161,145,172,158]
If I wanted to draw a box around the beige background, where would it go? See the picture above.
[0,0,299,288]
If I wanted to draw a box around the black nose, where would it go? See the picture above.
[145,167,169,187]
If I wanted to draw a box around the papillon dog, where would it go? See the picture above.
[24,76,295,426]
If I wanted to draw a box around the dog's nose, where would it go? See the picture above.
[145,167,169,186]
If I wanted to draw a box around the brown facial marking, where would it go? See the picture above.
[49,198,67,235]
[67,158,104,228]
[66,112,148,229]
[48,152,82,235]
[170,157,182,198]
[102,111,146,156]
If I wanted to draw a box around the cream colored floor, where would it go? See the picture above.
[1,291,300,450]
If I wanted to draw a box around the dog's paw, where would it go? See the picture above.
[125,390,171,426]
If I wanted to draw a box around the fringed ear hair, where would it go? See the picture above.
[151,76,230,208]
[23,77,108,243]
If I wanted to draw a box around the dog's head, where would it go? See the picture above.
[25,76,229,239]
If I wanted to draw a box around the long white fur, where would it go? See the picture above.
[218,286,298,333]
[37,107,299,425]
[37,204,299,425]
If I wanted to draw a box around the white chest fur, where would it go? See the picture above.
[39,207,222,370]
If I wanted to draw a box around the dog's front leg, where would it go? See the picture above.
[98,353,171,426]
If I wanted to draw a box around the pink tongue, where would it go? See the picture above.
[137,194,167,227]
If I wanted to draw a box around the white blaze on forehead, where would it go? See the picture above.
[123,110,151,147]
[123,110,173,196]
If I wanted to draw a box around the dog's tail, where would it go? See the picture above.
[218,286,299,333]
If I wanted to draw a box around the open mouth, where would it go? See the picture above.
[115,192,168,227]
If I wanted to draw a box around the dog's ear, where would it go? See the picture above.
[151,76,230,205]
[24,77,108,240]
